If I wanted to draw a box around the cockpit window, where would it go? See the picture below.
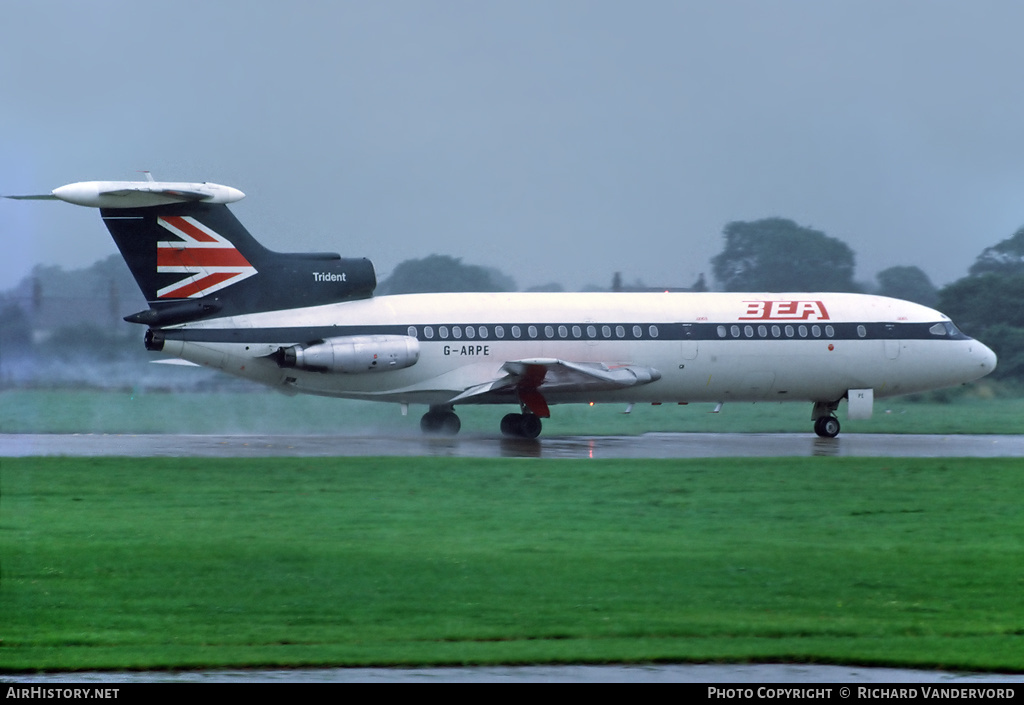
[929,323,947,336]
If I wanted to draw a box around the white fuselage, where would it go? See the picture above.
[155,291,996,409]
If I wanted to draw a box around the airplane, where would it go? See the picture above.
[6,178,997,438]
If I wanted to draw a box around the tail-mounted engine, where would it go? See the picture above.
[275,335,419,374]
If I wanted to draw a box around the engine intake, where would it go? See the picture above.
[276,335,419,374]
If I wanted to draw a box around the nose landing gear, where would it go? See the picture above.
[813,415,841,438]
[812,400,841,438]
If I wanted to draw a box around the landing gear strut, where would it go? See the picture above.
[420,406,461,435]
[500,412,543,439]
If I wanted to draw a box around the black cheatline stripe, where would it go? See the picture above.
[158,321,970,344]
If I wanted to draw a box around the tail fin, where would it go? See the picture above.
[101,201,376,325]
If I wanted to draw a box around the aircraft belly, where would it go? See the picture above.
[695,341,882,402]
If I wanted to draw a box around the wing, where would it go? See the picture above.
[448,358,661,417]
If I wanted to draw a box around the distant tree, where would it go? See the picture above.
[971,323,1024,381]
[482,267,517,293]
[46,323,133,359]
[524,282,565,292]
[938,271,1024,381]
[969,225,1024,277]
[710,218,858,292]
[378,255,516,294]
[0,300,32,353]
[690,273,709,292]
[939,274,1024,334]
[875,266,938,307]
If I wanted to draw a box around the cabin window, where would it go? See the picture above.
[632,325,642,338]
[718,325,727,338]
[758,325,767,338]
[465,326,475,339]
[424,326,434,339]
[798,325,808,338]
[785,325,795,337]
[573,325,582,338]
[811,325,821,338]
[407,326,417,338]
[439,326,449,339]
[825,325,835,337]
[731,325,741,338]
[528,325,538,338]
[453,326,462,339]
[772,325,781,338]
[857,325,867,338]
[495,325,504,339]
[558,325,569,338]
[587,325,597,338]
[649,325,659,338]
[602,325,612,338]
[512,325,522,339]
[478,326,488,339]
[615,325,626,338]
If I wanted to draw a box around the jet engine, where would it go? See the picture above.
[276,335,419,373]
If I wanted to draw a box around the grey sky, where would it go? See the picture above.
[4,0,1024,293]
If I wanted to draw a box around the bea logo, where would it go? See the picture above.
[739,300,830,321]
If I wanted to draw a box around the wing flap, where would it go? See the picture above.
[449,358,661,411]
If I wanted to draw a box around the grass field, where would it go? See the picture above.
[2,456,1022,673]
[2,386,1023,435]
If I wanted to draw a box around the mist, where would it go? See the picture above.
[5,2,1024,295]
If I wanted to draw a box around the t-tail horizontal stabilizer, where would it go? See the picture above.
[4,180,245,208]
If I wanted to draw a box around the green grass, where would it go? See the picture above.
[2,456,1023,672]
[2,387,1024,435]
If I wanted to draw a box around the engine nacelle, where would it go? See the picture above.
[277,335,420,374]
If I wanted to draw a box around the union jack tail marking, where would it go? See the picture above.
[156,216,257,298]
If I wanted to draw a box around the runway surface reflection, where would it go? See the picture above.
[3,432,1024,459]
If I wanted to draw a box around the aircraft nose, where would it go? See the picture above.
[977,341,997,374]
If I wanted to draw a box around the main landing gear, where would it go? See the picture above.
[500,412,543,439]
[420,406,461,435]
[812,400,841,438]
[419,405,545,438]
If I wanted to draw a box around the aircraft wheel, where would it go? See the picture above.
[421,412,440,433]
[500,412,543,438]
[422,410,461,436]
[439,412,461,435]
[500,413,521,437]
[520,413,543,439]
[814,415,840,438]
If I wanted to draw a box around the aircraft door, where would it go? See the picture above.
[679,323,698,360]
[883,324,900,359]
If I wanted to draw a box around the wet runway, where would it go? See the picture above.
[3,431,1024,458]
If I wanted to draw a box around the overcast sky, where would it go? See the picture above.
[4,0,1024,294]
